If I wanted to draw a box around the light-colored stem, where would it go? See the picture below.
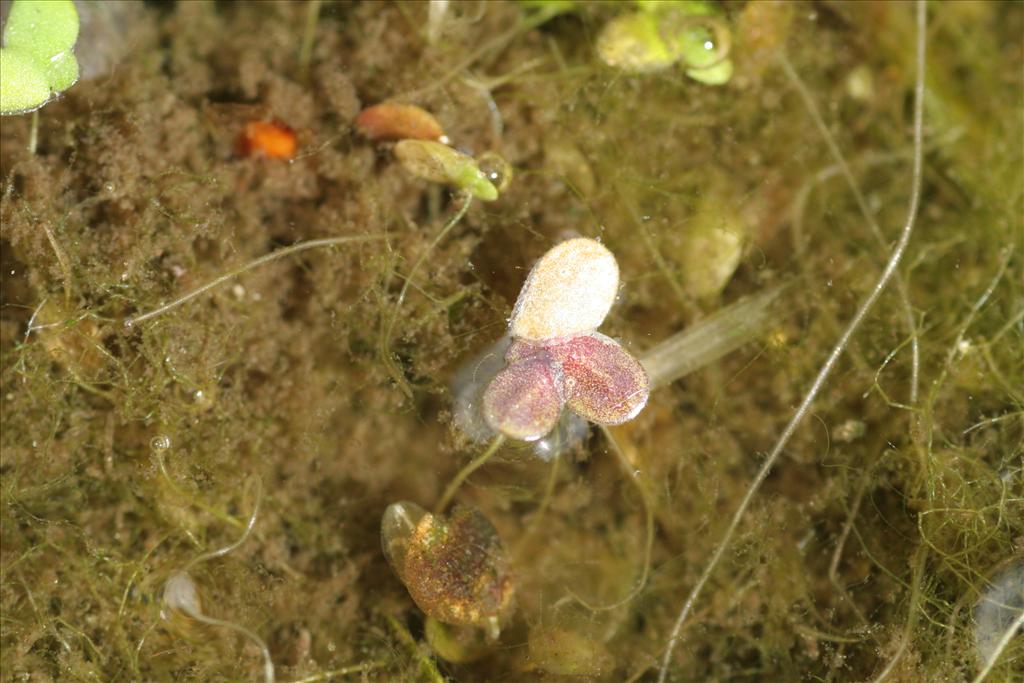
[155,449,244,531]
[971,608,1024,683]
[28,110,39,155]
[41,221,73,306]
[512,455,560,559]
[657,2,928,679]
[124,235,385,328]
[639,283,790,390]
[297,0,322,78]
[183,478,262,573]
[188,610,275,683]
[779,53,921,405]
[385,615,445,683]
[166,479,270,681]
[287,662,385,683]
[562,425,653,611]
[434,435,505,514]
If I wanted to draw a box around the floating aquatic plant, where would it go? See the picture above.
[394,139,501,201]
[597,1,733,84]
[381,501,515,640]
[1,2,1019,681]
[481,238,650,442]
[0,0,80,115]
[357,102,450,143]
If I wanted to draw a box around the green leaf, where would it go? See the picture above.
[0,46,51,114]
[3,0,80,59]
[685,58,733,86]
[44,49,79,92]
[0,0,81,113]
[596,12,676,74]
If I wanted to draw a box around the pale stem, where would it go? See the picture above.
[163,479,271,681]
[124,235,385,327]
[434,434,505,514]
[971,608,1024,683]
[40,221,73,306]
[287,662,386,683]
[187,610,275,683]
[28,110,39,155]
[297,0,322,78]
[183,478,262,573]
[779,52,921,405]
[639,284,790,390]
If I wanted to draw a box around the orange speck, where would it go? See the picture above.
[237,121,297,159]
[356,103,448,143]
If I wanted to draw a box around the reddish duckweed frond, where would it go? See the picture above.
[356,102,449,143]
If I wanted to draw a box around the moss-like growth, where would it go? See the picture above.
[0,2,1021,681]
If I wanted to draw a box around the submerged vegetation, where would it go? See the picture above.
[1,1,1021,681]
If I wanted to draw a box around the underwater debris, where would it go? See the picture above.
[236,120,298,159]
[478,237,650,442]
[734,0,792,83]
[544,140,596,196]
[527,622,615,677]
[381,502,515,639]
[672,189,747,298]
[356,102,449,143]
[0,1,1018,681]
[29,300,106,379]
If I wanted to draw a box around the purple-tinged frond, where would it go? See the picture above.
[482,354,564,441]
[551,332,649,425]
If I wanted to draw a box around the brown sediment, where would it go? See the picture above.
[1,2,1021,681]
